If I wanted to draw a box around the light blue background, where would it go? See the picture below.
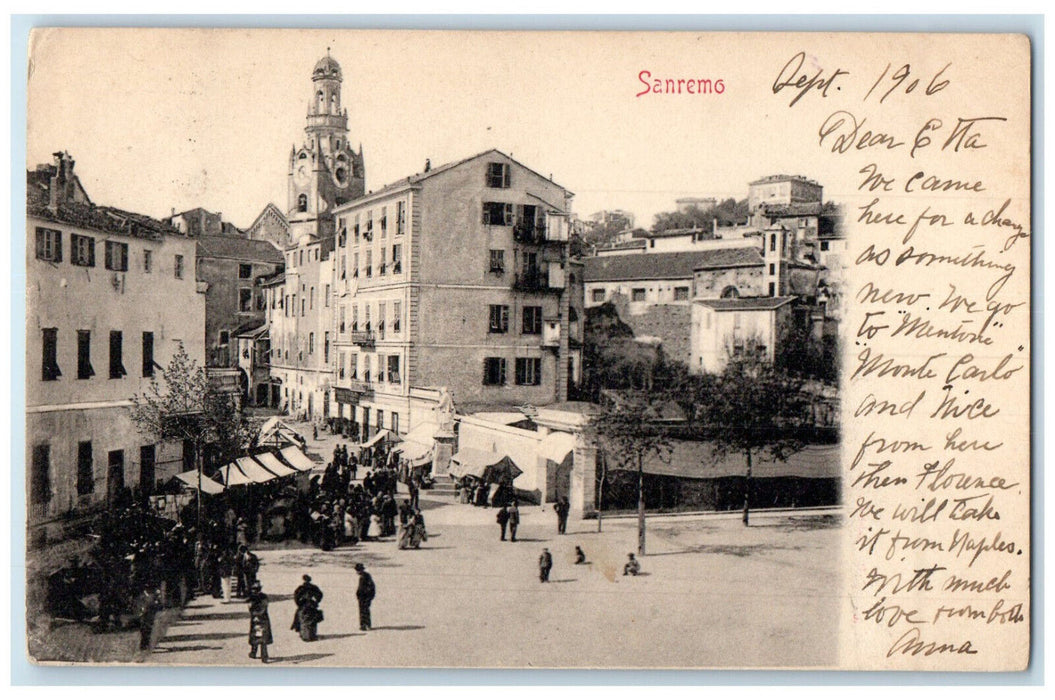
[9,13,1044,686]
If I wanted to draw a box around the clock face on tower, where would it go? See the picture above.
[295,164,310,185]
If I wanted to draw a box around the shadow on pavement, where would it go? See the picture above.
[371,624,425,631]
[315,632,362,641]
[162,631,246,643]
[546,578,578,584]
[153,644,224,653]
[181,611,250,622]
[270,652,333,664]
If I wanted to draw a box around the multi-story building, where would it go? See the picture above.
[194,235,284,371]
[746,174,823,214]
[675,196,717,214]
[329,149,579,442]
[26,152,206,542]
[262,53,363,420]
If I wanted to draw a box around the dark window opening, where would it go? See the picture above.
[239,263,252,279]
[142,332,155,377]
[486,162,511,188]
[35,227,62,263]
[515,357,542,386]
[42,328,61,381]
[139,445,156,496]
[489,304,510,333]
[105,241,128,271]
[482,201,514,226]
[77,330,94,379]
[109,330,127,379]
[483,357,507,386]
[77,441,94,496]
[71,234,95,267]
[522,306,542,334]
[31,444,51,505]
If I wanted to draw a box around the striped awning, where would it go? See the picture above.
[278,446,317,472]
[253,451,297,478]
[173,470,225,495]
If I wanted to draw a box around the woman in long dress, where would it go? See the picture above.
[247,582,273,663]
[291,574,324,642]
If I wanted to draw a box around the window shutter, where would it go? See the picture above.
[482,204,488,225]
[500,358,507,385]
[55,232,62,262]
[504,203,515,226]
[503,164,511,188]
[35,230,45,260]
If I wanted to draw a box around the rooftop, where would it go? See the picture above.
[196,235,284,264]
[696,296,797,311]
[749,174,823,187]
[585,247,764,283]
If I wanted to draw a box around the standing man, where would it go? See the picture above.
[506,502,520,543]
[496,503,510,541]
[554,497,570,535]
[247,581,273,663]
[355,563,376,631]
[538,548,553,583]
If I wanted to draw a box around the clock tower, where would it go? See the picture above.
[287,51,366,241]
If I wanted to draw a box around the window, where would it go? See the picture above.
[380,206,387,237]
[41,328,60,381]
[140,445,156,496]
[392,412,399,434]
[324,284,330,307]
[143,249,152,273]
[256,292,266,311]
[393,300,401,333]
[350,353,358,379]
[77,441,94,495]
[674,286,690,301]
[522,306,542,334]
[309,332,315,355]
[820,240,830,251]
[174,254,184,279]
[107,450,125,498]
[298,194,308,212]
[377,302,387,339]
[352,305,359,331]
[240,288,253,312]
[310,287,315,310]
[770,233,777,252]
[365,212,374,239]
[340,254,347,279]
[353,252,360,277]
[489,249,505,273]
[591,289,605,303]
[365,305,371,331]
[142,332,154,377]
[396,201,406,235]
[486,162,511,188]
[323,331,330,363]
[70,234,95,267]
[31,444,50,505]
[365,249,373,277]
[285,295,291,317]
[392,244,402,274]
[219,330,230,346]
[300,250,304,266]
[301,297,306,316]
[239,263,252,279]
[354,214,360,240]
[769,282,776,296]
[482,202,514,226]
[483,357,507,386]
[388,355,400,384]
[339,305,346,333]
[769,263,776,275]
[376,410,384,431]
[515,357,542,386]
[489,304,509,333]
[109,330,126,379]
[35,227,62,262]
[631,288,646,302]
[77,330,94,379]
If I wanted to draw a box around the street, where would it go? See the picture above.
[149,479,842,669]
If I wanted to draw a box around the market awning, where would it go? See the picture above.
[393,423,438,461]
[173,470,225,495]
[216,462,256,487]
[259,417,304,446]
[539,431,577,463]
[361,428,397,449]
[449,447,523,483]
[278,446,317,472]
[253,451,297,478]
[408,451,433,468]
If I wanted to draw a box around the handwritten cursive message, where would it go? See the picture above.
[770,40,1030,670]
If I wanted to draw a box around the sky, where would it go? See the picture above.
[25,29,1023,230]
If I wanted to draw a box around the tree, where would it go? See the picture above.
[129,343,254,538]
[652,198,749,233]
[585,389,672,554]
[693,354,811,525]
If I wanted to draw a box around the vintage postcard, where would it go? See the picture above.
[23,28,1031,670]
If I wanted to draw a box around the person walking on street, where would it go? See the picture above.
[355,563,375,631]
[574,546,587,565]
[506,502,520,542]
[554,497,570,535]
[623,553,641,576]
[539,548,553,582]
[291,574,324,642]
[247,581,273,663]
[496,504,510,541]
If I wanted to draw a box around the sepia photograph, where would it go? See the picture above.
[21,27,1030,671]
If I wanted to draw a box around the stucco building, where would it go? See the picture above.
[328,149,580,442]
[26,152,206,543]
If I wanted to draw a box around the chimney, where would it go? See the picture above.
[424,158,431,172]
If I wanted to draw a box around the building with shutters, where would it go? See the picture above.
[326,149,581,443]
[26,152,206,543]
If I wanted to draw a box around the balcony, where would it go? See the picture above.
[351,330,376,347]
[513,220,546,245]
[346,379,373,394]
[513,267,563,293]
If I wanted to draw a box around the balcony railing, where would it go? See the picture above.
[346,379,373,393]
[513,220,546,244]
[351,330,376,346]
[513,268,561,293]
